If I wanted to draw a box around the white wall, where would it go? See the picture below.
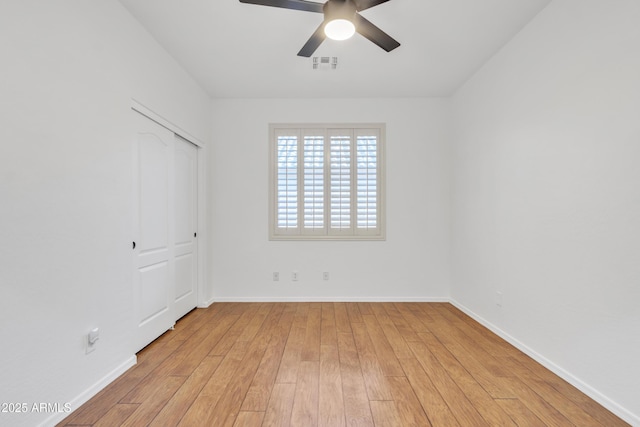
[451,0,640,423]
[0,2,210,426]
[210,98,451,301]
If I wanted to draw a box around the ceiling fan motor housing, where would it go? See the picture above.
[238,0,400,56]
[323,0,357,24]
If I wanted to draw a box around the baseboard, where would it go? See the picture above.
[211,296,450,303]
[449,299,639,426]
[40,355,137,427]
[198,296,216,308]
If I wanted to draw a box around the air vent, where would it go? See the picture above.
[312,56,338,70]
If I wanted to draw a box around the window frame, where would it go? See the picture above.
[269,123,386,241]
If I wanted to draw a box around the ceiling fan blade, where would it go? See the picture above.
[239,0,323,13]
[354,0,390,12]
[353,13,400,52]
[297,22,326,57]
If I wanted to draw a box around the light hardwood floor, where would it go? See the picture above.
[58,302,628,426]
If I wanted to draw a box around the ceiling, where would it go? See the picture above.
[118,0,552,98]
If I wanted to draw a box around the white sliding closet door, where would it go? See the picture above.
[132,112,198,353]
[173,136,198,320]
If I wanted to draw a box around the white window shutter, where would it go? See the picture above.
[303,133,325,233]
[270,124,385,240]
[329,131,352,234]
[275,132,299,234]
[356,129,379,233]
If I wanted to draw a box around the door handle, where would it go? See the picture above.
[132,241,136,250]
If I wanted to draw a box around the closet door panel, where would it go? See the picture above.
[173,136,198,319]
[132,113,175,352]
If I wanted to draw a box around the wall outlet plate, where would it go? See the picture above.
[86,328,99,354]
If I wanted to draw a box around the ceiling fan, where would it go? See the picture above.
[239,0,400,57]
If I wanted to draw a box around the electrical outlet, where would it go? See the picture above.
[292,271,299,281]
[496,291,503,307]
[86,328,99,354]
[273,272,279,281]
[323,272,330,281]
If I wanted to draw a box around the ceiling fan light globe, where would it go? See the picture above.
[324,19,355,40]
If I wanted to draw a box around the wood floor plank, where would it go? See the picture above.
[175,394,219,426]
[521,360,628,427]
[437,304,516,357]
[516,355,628,426]
[165,303,231,346]
[121,366,185,404]
[350,322,393,401]
[241,305,294,411]
[417,332,517,426]
[91,404,139,427]
[319,344,346,427]
[177,341,249,425]
[424,315,516,399]
[290,360,320,427]
[394,302,434,336]
[369,400,403,427]
[431,307,514,379]
[189,341,248,398]
[134,329,181,361]
[301,303,322,361]
[337,332,375,427]
[407,339,489,426]
[275,304,309,384]
[203,304,286,427]
[57,303,630,427]
[120,376,186,427]
[399,357,461,427]
[357,302,374,315]
[320,302,338,347]
[236,303,273,342]
[387,376,432,427]
[370,303,414,359]
[407,302,436,324]
[361,314,404,377]
[429,305,598,426]
[275,323,306,384]
[346,302,364,324]
[262,383,296,427]
[60,338,182,425]
[153,312,239,377]
[232,411,265,427]
[502,376,575,426]
[433,304,525,368]
[148,355,223,427]
[334,302,352,333]
[209,303,263,356]
[382,302,422,343]
[496,398,547,427]
[498,355,604,426]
